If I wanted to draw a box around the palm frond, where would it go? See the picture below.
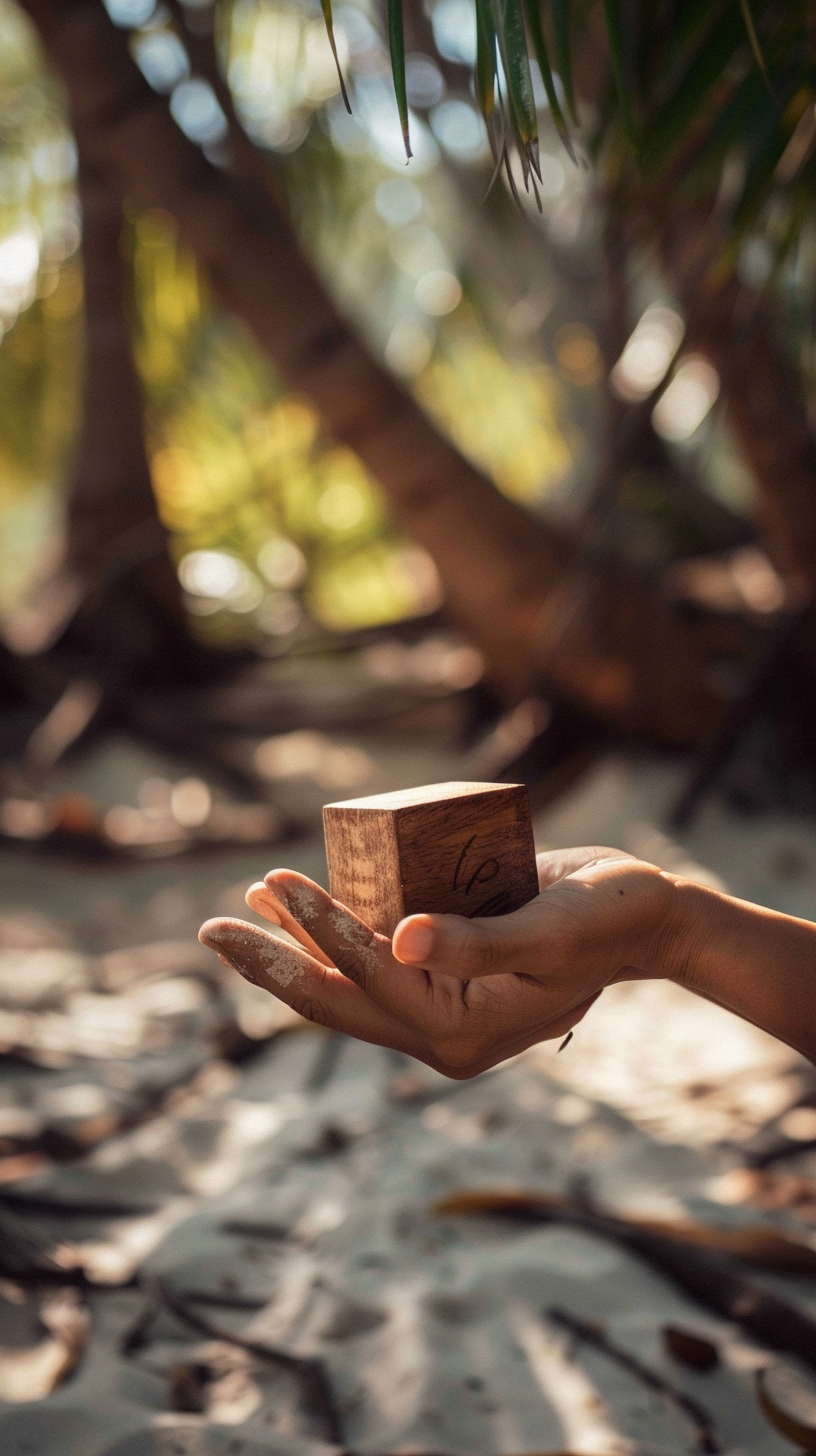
[637,6,746,180]
[318,0,351,113]
[474,0,498,123]
[551,0,577,123]
[494,0,540,183]
[738,0,771,88]
[386,0,411,158]
[318,0,816,257]
[523,0,575,158]
[602,0,637,145]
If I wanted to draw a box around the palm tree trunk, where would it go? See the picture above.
[689,284,816,600]
[19,0,752,744]
[66,161,162,580]
[13,124,204,684]
[632,192,816,602]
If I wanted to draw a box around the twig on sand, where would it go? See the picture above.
[547,1305,722,1455]
[437,1189,816,1369]
[146,1275,344,1444]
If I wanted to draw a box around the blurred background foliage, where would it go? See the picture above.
[0,0,583,646]
[0,0,80,620]
[3,0,815,654]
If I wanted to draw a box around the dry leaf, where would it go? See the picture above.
[0,1289,88,1402]
[638,1218,816,1273]
[434,1188,816,1271]
[435,1189,565,1217]
[663,1325,720,1372]
[169,1360,209,1413]
[757,1363,816,1451]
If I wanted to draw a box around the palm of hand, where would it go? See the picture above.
[199,846,671,1078]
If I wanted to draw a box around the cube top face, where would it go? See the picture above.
[325,781,518,812]
[323,781,539,936]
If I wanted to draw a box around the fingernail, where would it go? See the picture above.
[263,871,290,902]
[245,883,282,923]
[393,916,435,964]
[264,873,320,930]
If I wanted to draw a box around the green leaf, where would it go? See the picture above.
[704,62,766,154]
[638,6,745,178]
[386,0,411,158]
[739,0,771,87]
[551,0,577,123]
[767,178,812,286]
[318,0,351,113]
[602,0,637,146]
[497,0,539,169]
[704,91,789,273]
[666,0,731,60]
[678,62,765,179]
[732,116,792,234]
[474,0,498,121]
[524,0,575,158]
[667,75,769,218]
[666,65,765,204]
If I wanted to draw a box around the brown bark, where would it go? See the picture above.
[685,278,816,600]
[19,0,753,744]
[621,181,816,600]
[7,112,191,670]
[66,159,168,587]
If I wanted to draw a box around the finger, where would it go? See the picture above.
[536,845,637,890]
[198,916,422,1055]
[245,881,334,967]
[392,897,548,980]
[264,870,388,990]
[264,870,440,1025]
[393,850,647,979]
[264,875,598,1070]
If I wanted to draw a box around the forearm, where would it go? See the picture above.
[667,878,816,1062]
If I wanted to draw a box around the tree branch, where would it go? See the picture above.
[19,0,755,743]
[548,1305,721,1455]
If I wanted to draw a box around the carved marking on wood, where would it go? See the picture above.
[323,781,538,936]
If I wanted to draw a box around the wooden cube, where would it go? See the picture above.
[323,781,539,936]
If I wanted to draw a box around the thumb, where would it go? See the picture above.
[392,905,534,979]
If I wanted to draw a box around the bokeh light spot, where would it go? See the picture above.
[652,355,720,441]
[170,777,212,828]
[611,305,685,402]
[318,481,367,530]
[430,98,488,164]
[553,323,602,387]
[170,78,228,146]
[257,536,307,589]
[415,269,462,316]
[375,178,423,228]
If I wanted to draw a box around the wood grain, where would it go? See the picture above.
[323,781,539,935]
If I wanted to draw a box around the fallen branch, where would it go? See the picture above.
[148,1275,344,1445]
[435,1188,816,1272]
[436,1189,816,1368]
[547,1305,721,1455]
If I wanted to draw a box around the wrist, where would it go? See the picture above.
[606,861,709,984]
[649,872,716,989]
[619,865,816,1063]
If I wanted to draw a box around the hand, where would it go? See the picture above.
[199,847,681,1079]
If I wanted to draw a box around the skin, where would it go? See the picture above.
[199,848,816,1078]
